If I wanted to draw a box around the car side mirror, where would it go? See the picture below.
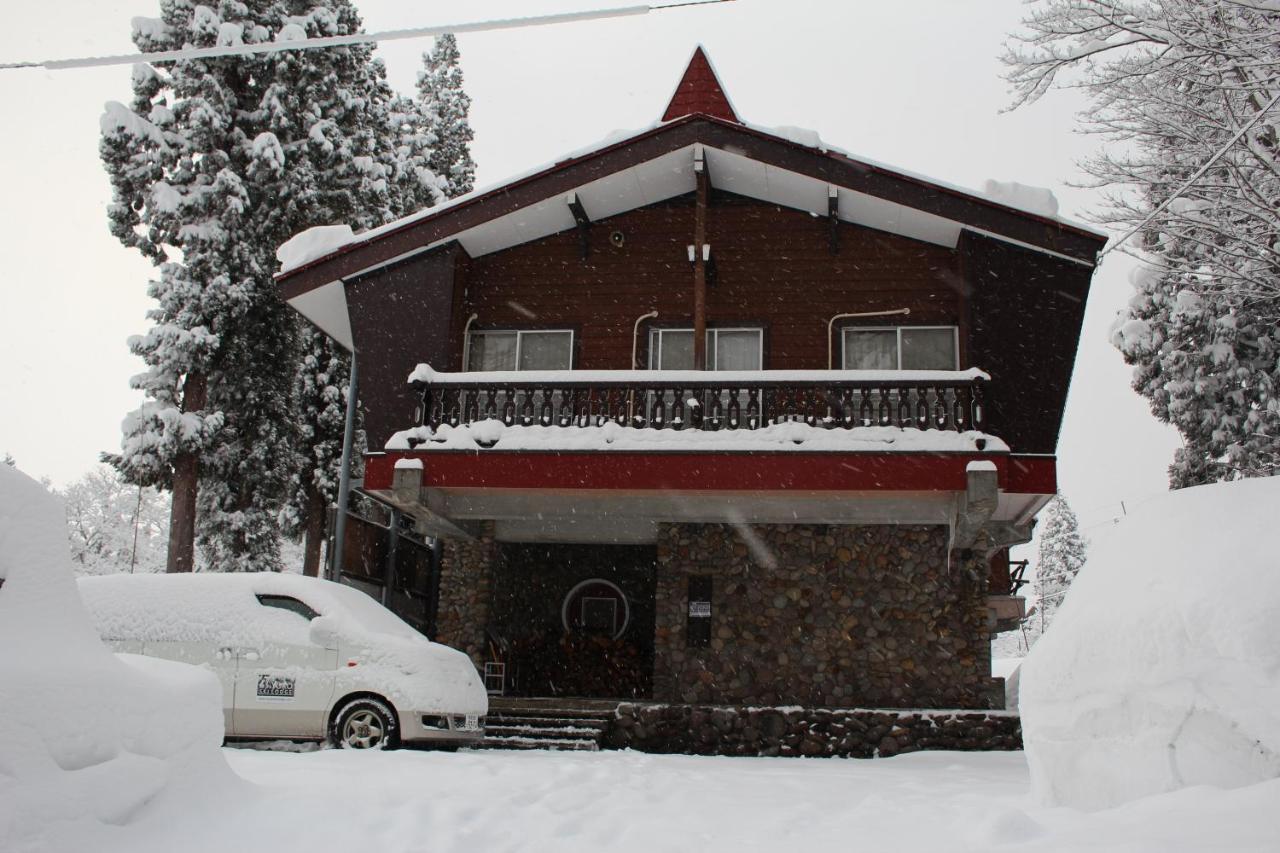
[309,615,339,648]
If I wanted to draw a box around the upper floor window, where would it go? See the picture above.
[649,328,763,370]
[842,326,958,371]
[466,330,573,371]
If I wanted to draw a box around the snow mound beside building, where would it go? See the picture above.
[1020,476,1280,810]
[0,465,236,852]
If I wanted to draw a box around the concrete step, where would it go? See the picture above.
[486,723,605,739]
[476,735,600,752]
[487,715,608,731]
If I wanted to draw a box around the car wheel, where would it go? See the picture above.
[333,698,399,750]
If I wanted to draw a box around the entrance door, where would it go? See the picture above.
[489,543,657,699]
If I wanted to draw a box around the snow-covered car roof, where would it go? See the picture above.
[77,572,420,646]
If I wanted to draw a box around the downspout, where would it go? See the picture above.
[629,310,658,422]
[632,309,659,369]
[827,308,912,369]
[331,353,359,583]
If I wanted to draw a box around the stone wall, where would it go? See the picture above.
[653,523,999,709]
[607,702,1022,757]
[434,521,498,669]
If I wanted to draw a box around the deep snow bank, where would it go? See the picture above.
[0,466,236,852]
[1020,476,1280,810]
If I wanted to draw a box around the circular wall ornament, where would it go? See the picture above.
[561,578,630,640]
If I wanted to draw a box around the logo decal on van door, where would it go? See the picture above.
[256,674,296,701]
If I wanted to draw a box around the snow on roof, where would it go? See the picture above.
[77,571,422,645]
[276,116,1102,277]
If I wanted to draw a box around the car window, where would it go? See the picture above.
[256,594,320,622]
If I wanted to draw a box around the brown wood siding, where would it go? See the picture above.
[345,247,458,448]
[963,230,1092,455]
[461,192,961,372]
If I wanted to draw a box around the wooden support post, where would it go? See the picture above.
[567,192,590,260]
[693,149,709,371]
[828,185,840,255]
[383,508,400,606]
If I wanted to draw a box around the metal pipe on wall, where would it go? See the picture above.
[827,308,912,369]
[331,354,359,582]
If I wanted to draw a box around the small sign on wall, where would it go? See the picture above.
[687,576,712,648]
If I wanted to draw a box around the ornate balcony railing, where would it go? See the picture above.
[410,369,987,434]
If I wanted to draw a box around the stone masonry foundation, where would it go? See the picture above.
[435,521,498,669]
[607,702,1021,757]
[653,523,1000,709]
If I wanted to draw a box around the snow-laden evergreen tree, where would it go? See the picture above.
[1031,494,1087,634]
[417,34,476,198]
[101,0,430,572]
[1004,1,1279,487]
[275,22,455,576]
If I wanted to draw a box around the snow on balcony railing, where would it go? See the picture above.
[401,367,990,442]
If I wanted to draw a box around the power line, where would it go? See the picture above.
[0,1,736,72]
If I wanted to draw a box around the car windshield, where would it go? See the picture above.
[320,583,423,641]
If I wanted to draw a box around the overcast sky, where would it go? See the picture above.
[0,0,1180,539]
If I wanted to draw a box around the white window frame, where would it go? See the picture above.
[647,327,764,370]
[464,329,575,372]
[841,325,959,371]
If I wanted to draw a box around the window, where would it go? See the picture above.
[648,328,763,370]
[256,594,320,622]
[466,330,573,371]
[842,326,958,371]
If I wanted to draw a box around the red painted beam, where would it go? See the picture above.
[365,451,1056,495]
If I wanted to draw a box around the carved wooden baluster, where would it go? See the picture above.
[858,388,872,427]
[916,387,929,429]
[877,387,891,426]
[672,387,686,430]
[555,388,568,427]
[652,388,667,428]
[971,382,984,431]
[519,388,533,426]
[746,387,760,429]
[468,387,478,425]
[896,386,911,427]
[726,387,740,429]
[931,387,947,429]
[706,388,721,431]
[498,386,511,425]
[842,387,855,427]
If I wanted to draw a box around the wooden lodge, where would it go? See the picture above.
[275,48,1105,711]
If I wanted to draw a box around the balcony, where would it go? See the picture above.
[406,367,989,439]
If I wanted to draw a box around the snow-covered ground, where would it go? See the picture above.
[44,746,1275,853]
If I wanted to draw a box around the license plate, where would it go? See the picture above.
[464,714,479,730]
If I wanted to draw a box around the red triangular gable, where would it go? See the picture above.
[662,46,739,123]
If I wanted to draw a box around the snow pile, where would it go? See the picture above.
[276,223,355,273]
[0,465,235,852]
[1020,476,1280,810]
[387,420,1007,455]
[981,180,1060,219]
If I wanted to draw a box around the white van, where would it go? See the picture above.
[77,572,487,750]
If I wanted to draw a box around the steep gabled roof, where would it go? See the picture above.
[662,45,739,123]
[276,49,1107,350]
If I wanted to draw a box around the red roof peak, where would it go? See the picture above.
[661,46,739,123]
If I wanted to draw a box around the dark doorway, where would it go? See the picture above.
[488,543,657,699]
